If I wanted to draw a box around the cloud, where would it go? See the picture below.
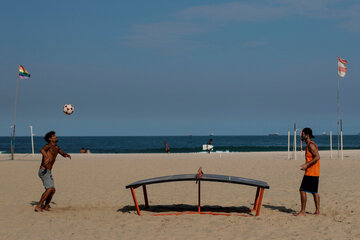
[176,2,292,22]
[272,0,335,17]
[333,3,360,32]
[177,0,359,21]
[122,1,360,49]
[121,21,219,49]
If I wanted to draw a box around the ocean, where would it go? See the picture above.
[1,135,360,154]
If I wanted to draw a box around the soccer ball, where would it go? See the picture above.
[63,104,74,115]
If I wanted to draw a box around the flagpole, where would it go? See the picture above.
[30,125,35,157]
[337,56,348,160]
[11,73,20,160]
[294,123,296,160]
[341,120,343,160]
[337,75,340,160]
[10,125,14,159]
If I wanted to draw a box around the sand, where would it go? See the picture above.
[0,151,359,240]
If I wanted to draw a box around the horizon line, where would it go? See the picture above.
[0,134,358,137]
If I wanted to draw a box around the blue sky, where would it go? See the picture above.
[1,0,360,136]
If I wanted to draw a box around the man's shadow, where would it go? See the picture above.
[118,204,252,215]
[30,201,56,206]
[262,204,296,214]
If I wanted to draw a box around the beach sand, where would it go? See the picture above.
[0,151,359,239]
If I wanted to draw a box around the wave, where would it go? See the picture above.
[3,135,360,154]
[82,145,359,153]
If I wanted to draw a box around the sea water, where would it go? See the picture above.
[1,135,360,154]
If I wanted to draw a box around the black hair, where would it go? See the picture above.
[44,131,56,143]
[302,128,315,139]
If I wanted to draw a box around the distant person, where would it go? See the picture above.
[164,141,170,154]
[295,128,320,216]
[34,131,71,212]
[80,148,85,153]
[207,139,213,154]
[86,148,91,154]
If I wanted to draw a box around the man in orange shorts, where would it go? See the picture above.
[295,128,320,216]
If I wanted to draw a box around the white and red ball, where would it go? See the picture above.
[63,104,74,115]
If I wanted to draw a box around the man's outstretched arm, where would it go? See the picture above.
[58,147,71,159]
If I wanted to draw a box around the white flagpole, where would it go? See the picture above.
[11,73,20,160]
[341,120,343,160]
[294,123,296,160]
[337,74,340,160]
[10,125,14,158]
[330,130,332,159]
[30,126,34,157]
[337,57,348,160]
[288,129,290,160]
[300,128,302,152]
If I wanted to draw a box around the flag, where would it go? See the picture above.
[19,65,31,79]
[338,57,348,77]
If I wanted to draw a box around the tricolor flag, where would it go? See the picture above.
[19,65,31,79]
[338,57,348,77]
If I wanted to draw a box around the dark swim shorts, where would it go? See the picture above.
[300,175,319,194]
[38,168,55,189]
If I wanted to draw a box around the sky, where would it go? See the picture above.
[1,0,360,136]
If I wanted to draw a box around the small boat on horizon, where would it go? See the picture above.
[322,132,327,135]
[269,132,279,136]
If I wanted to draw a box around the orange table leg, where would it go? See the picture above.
[143,185,149,209]
[198,181,201,213]
[130,187,141,216]
[255,188,264,216]
[251,187,260,211]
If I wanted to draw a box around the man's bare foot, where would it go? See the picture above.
[294,211,306,216]
[314,210,320,215]
[34,206,43,212]
[44,205,51,211]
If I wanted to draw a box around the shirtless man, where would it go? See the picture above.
[207,139,213,154]
[295,128,320,216]
[164,141,170,154]
[34,131,71,212]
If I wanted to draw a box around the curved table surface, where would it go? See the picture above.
[126,173,270,189]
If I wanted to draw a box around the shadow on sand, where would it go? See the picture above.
[30,201,56,206]
[262,204,296,214]
[118,204,252,215]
